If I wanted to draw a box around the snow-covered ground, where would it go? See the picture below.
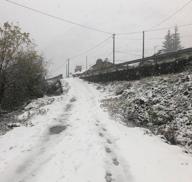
[100,71,192,152]
[0,78,192,182]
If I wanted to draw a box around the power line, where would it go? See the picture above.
[146,34,192,41]
[117,23,192,35]
[6,0,192,73]
[52,35,112,72]
[119,34,191,42]
[89,50,113,59]
[104,51,113,58]
[112,22,192,36]
[4,0,192,38]
[146,23,192,32]
[116,50,141,57]
[4,0,112,35]
[69,35,112,60]
[152,0,192,28]
[116,31,142,36]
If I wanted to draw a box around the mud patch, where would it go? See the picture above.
[49,125,67,135]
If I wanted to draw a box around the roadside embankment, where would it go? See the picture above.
[100,70,192,153]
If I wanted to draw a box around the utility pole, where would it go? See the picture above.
[86,56,88,70]
[142,31,145,60]
[66,63,68,78]
[112,34,116,64]
[67,59,70,77]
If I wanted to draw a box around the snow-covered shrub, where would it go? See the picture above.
[101,70,192,152]
[0,22,47,111]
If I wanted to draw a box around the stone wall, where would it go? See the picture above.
[81,56,192,82]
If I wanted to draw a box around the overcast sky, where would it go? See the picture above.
[1,0,192,76]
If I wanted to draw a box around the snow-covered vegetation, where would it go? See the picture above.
[0,22,47,111]
[100,70,192,153]
[0,81,69,135]
[0,78,192,182]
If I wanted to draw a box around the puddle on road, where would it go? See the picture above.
[49,125,67,135]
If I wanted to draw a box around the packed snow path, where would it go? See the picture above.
[0,78,192,182]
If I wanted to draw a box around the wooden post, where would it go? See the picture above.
[86,56,88,70]
[142,31,145,60]
[113,34,116,64]
[67,59,70,77]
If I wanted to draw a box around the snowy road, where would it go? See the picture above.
[0,78,192,182]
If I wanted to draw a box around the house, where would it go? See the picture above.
[91,58,114,70]
[75,65,82,73]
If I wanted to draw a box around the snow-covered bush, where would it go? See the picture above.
[0,22,47,111]
[101,70,192,152]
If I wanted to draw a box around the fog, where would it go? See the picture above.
[1,0,192,76]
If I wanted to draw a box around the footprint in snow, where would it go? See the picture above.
[99,132,104,137]
[106,139,112,144]
[102,128,107,132]
[112,158,120,166]
[9,146,14,150]
[49,125,67,135]
[64,104,72,112]
[70,97,76,103]
[105,147,112,153]
[105,172,113,182]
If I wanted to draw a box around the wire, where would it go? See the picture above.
[5,0,192,39]
[6,0,192,73]
[89,50,113,59]
[146,23,192,32]
[116,31,142,36]
[152,0,192,28]
[4,0,112,35]
[117,23,192,35]
[104,51,113,58]
[52,35,112,72]
[69,35,112,60]
[116,50,141,57]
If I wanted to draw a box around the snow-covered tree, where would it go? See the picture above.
[0,22,47,110]
[172,26,182,51]
[162,26,183,53]
[162,30,173,52]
